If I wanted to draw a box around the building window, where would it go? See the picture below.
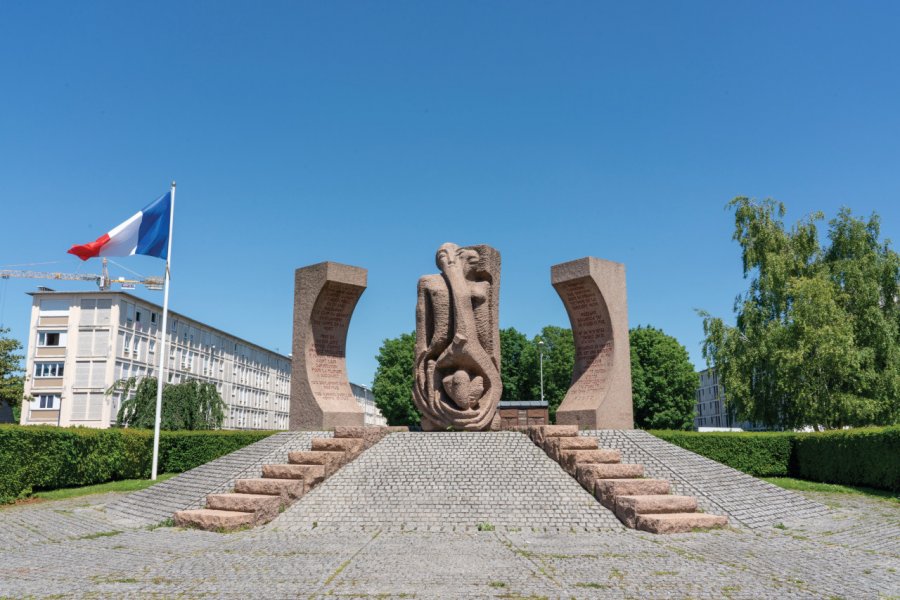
[125,302,135,322]
[151,312,157,324]
[38,331,67,347]
[34,394,61,409]
[34,362,65,377]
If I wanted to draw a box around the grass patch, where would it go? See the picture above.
[763,477,899,503]
[477,522,495,532]
[76,530,122,540]
[488,581,507,588]
[32,473,177,502]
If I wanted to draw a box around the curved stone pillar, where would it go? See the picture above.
[290,262,367,430]
[551,257,634,429]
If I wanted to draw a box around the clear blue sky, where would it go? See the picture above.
[2,1,899,386]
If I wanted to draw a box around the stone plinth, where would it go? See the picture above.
[290,262,366,430]
[551,257,634,429]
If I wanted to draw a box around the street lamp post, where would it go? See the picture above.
[538,339,545,403]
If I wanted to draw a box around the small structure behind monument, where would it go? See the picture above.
[290,262,367,430]
[551,257,634,429]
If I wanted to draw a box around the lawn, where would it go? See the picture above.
[763,477,898,503]
[30,473,177,502]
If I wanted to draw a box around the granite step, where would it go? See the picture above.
[576,464,645,493]
[261,464,326,486]
[288,450,346,476]
[560,448,622,475]
[311,437,364,458]
[634,512,729,534]
[233,478,306,502]
[206,493,282,524]
[173,508,255,531]
[594,478,672,509]
[614,495,698,528]
[545,436,598,461]
[530,424,578,445]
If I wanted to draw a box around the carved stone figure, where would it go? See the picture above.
[413,243,502,431]
[290,261,367,430]
[551,257,634,429]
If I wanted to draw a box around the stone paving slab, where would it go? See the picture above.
[582,430,830,528]
[103,430,329,526]
[272,431,623,532]
[0,488,896,598]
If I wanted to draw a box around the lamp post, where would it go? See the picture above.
[538,339,545,403]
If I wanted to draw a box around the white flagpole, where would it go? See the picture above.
[151,181,176,481]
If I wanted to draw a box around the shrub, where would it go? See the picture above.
[651,430,795,477]
[792,426,899,492]
[0,425,275,503]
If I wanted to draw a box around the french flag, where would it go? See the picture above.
[68,192,171,261]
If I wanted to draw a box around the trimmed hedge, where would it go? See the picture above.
[650,430,795,477]
[0,425,276,503]
[652,426,900,492]
[793,426,900,492]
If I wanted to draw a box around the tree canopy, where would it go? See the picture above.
[371,332,419,426]
[701,198,900,430]
[0,327,24,420]
[111,377,226,430]
[629,326,697,430]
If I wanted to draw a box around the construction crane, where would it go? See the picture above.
[0,258,164,291]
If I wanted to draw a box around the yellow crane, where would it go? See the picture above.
[0,258,163,291]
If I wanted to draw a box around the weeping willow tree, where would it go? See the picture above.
[109,377,226,430]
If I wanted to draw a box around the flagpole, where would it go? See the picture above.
[151,181,176,481]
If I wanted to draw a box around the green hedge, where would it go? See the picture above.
[652,426,900,492]
[793,426,900,492]
[0,425,276,503]
[650,430,795,477]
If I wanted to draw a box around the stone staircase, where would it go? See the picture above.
[529,425,728,534]
[174,426,406,531]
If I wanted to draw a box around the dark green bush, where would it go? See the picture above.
[793,426,899,492]
[0,425,275,503]
[651,427,900,491]
[651,430,795,477]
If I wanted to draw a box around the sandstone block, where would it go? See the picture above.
[560,449,621,475]
[575,464,644,493]
[234,478,305,502]
[262,464,325,486]
[614,495,698,528]
[174,509,254,532]
[634,512,728,534]
[288,450,346,476]
[205,493,281,524]
[533,425,578,445]
[311,437,363,457]
[594,478,671,509]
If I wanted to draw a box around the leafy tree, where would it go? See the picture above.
[629,326,698,430]
[499,327,531,401]
[372,332,418,426]
[0,327,24,421]
[701,198,900,430]
[111,377,226,430]
[522,326,575,422]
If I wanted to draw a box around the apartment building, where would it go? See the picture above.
[350,382,387,426]
[21,291,291,430]
[694,367,763,431]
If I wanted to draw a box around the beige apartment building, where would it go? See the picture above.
[21,291,292,430]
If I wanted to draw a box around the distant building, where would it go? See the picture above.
[497,400,549,429]
[19,290,385,429]
[350,383,387,426]
[694,367,763,431]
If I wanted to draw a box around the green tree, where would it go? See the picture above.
[701,198,900,430]
[629,326,698,430]
[499,327,531,401]
[0,327,24,422]
[111,377,226,430]
[372,332,419,426]
[522,326,575,422]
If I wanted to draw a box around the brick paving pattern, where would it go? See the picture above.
[273,431,623,532]
[104,431,329,526]
[582,430,830,528]
[0,487,897,598]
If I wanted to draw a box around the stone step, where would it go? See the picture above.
[614,495,699,528]
[560,449,622,475]
[634,512,729,534]
[531,424,578,445]
[288,450,346,476]
[262,464,326,485]
[576,464,645,493]
[173,508,255,531]
[333,426,409,449]
[544,436,598,461]
[311,437,364,458]
[593,479,671,509]
[234,478,306,502]
[206,493,282,524]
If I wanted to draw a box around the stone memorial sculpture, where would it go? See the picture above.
[551,257,634,429]
[290,262,367,430]
[413,243,502,431]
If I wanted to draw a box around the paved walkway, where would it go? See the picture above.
[0,488,897,598]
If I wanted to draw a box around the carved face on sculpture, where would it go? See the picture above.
[413,243,502,431]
